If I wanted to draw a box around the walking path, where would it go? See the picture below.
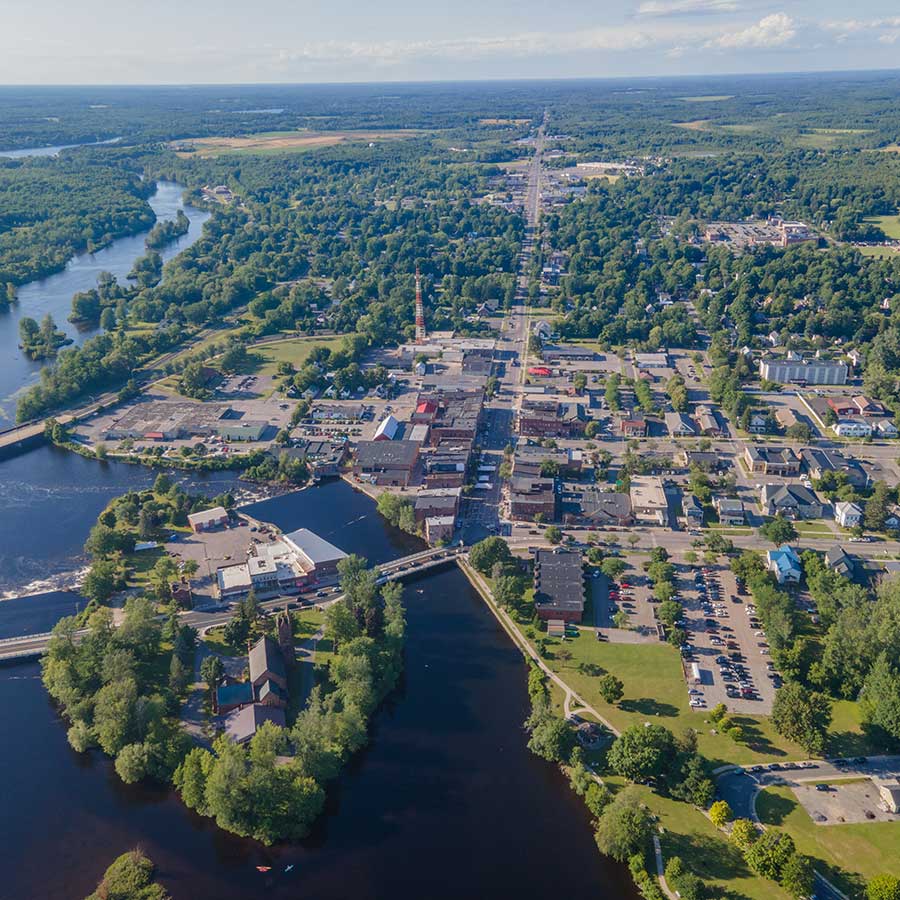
[652,836,678,900]
[459,559,620,737]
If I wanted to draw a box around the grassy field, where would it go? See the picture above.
[866,214,900,240]
[674,119,713,131]
[678,95,734,103]
[757,785,900,895]
[249,335,353,379]
[529,629,806,766]
[174,129,421,157]
[636,784,792,900]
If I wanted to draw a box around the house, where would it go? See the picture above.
[665,412,696,437]
[825,545,854,578]
[827,398,858,417]
[871,419,898,439]
[832,419,872,439]
[620,410,648,438]
[885,507,900,531]
[532,320,553,340]
[683,493,704,526]
[630,476,668,526]
[760,483,823,519]
[766,545,802,584]
[676,450,726,472]
[187,506,229,532]
[747,412,769,435]
[852,396,885,416]
[696,407,723,437]
[744,446,800,476]
[834,501,863,529]
[223,703,286,745]
[714,497,745,526]
[533,548,585,623]
[509,476,557,521]
[353,440,419,486]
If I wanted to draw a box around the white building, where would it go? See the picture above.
[629,476,668,526]
[832,419,872,438]
[834,501,864,529]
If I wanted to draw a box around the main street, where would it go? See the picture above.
[460,113,545,543]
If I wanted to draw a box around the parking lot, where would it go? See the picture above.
[599,563,661,644]
[791,780,900,826]
[680,564,779,715]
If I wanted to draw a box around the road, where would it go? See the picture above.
[460,112,545,544]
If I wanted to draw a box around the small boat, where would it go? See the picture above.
[256,866,272,873]
[284,865,295,873]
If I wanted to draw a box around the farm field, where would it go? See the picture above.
[174,129,422,157]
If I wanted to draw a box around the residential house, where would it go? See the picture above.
[766,545,802,584]
[676,450,727,472]
[825,545,854,578]
[696,407,723,437]
[871,419,898,439]
[832,419,872,439]
[834,501,863,529]
[683,493,704,526]
[747,412,769,435]
[620,410,648,438]
[665,412,696,437]
[223,704,286,745]
[533,548,585,623]
[714,497,745,526]
[760,483,824,519]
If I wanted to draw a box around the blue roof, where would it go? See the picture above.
[216,682,254,707]
[768,545,800,573]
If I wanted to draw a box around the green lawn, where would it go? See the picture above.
[531,630,806,766]
[249,335,354,379]
[124,546,165,587]
[639,785,791,900]
[793,522,836,536]
[757,785,900,895]
[866,214,900,240]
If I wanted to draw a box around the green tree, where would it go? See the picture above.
[84,850,170,900]
[601,558,627,580]
[607,723,676,782]
[744,829,796,881]
[594,787,652,862]
[115,742,153,784]
[772,682,832,754]
[730,818,759,850]
[545,525,563,544]
[868,874,900,900]
[200,655,224,696]
[469,536,514,575]
[760,515,798,545]
[780,853,815,899]
[598,673,624,705]
[710,799,733,827]
[81,558,121,603]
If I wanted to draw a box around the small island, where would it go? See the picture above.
[18,313,71,359]
[145,209,190,250]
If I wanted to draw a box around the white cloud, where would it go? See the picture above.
[636,0,739,18]
[707,12,797,49]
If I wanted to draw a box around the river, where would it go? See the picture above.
[0,180,210,429]
[0,460,637,900]
[0,137,123,158]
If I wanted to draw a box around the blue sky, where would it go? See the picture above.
[1,0,899,83]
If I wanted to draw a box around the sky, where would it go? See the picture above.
[1,0,899,84]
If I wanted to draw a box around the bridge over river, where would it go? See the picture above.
[0,545,465,664]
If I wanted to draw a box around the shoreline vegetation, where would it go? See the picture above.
[41,476,407,846]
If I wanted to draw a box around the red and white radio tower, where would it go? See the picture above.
[414,265,426,344]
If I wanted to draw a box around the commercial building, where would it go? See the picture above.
[744,446,801,476]
[514,445,582,478]
[801,448,868,488]
[187,506,229,532]
[518,400,588,438]
[414,488,462,523]
[833,419,872,438]
[422,449,469,488]
[665,412,696,437]
[759,357,848,386]
[373,414,401,441]
[509,476,557,521]
[282,528,348,581]
[759,484,823,519]
[216,420,268,442]
[353,440,420,486]
[561,488,632,527]
[630,476,668,526]
[533,548,585,623]
[540,344,597,362]
[619,410,648,438]
[424,515,455,544]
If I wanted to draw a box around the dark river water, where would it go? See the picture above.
[0,180,209,429]
[0,458,637,900]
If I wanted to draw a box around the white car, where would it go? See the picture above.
[754,630,765,637]
[690,699,706,708]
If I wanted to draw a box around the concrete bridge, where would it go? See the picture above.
[0,546,465,664]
